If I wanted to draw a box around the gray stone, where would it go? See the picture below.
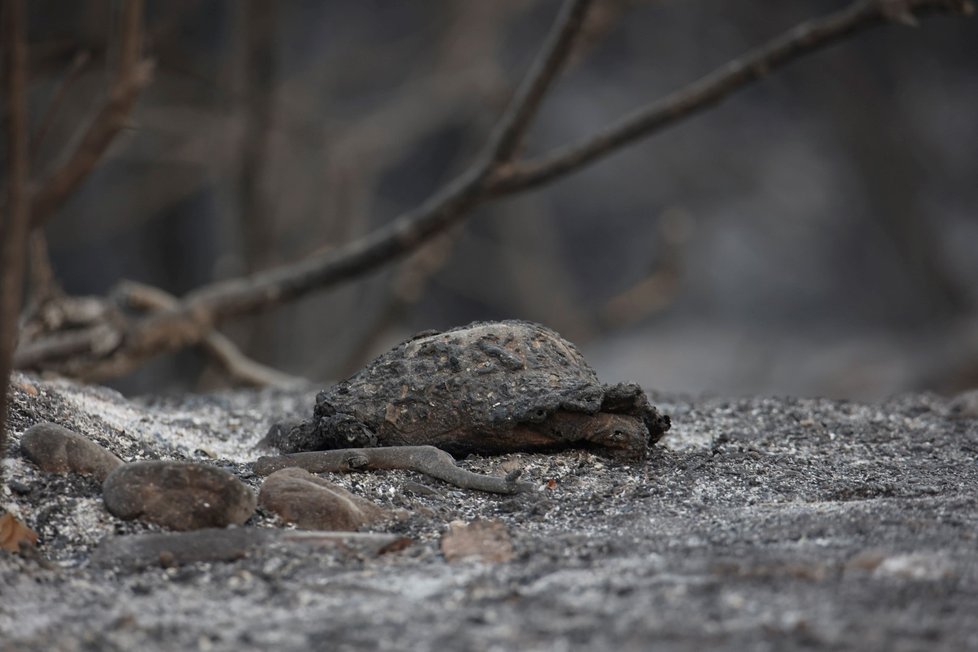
[102,461,256,531]
[21,421,124,481]
[258,467,388,530]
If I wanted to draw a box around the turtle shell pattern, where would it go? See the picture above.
[269,320,670,457]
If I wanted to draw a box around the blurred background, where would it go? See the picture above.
[10,0,978,399]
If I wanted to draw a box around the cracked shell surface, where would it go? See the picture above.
[268,320,670,458]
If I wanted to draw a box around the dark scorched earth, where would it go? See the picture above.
[2,373,978,651]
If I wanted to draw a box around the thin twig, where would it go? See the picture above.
[483,0,594,164]
[28,0,153,228]
[1,0,31,479]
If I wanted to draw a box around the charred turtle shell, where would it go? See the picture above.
[267,320,670,460]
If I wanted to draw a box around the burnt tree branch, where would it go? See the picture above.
[254,447,532,494]
[115,281,305,388]
[180,0,594,322]
[488,0,976,194]
[24,0,595,380]
[14,0,974,382]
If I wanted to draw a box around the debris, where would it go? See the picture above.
[15,380,38,396]
[0,510,39,552]
[440,519,514,563]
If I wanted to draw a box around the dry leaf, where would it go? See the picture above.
[440,519,514,564]
[0,511,39,552]
[16,381,39,396]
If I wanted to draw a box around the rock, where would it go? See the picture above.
[102,461,256,531]
[440,518,514,563]
[258,467,388,530]
[20,421,124,481]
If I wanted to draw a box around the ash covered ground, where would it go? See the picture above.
[2,372,977,651]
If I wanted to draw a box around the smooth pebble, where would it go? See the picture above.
[21,422,124,482]
[103,460,256,531]
[259,467,388,531]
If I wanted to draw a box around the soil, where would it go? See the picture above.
[2,372,977,651]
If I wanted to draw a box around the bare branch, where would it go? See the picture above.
[483,0,594,164]
[174,0,974,325]
[488,0,977,194]
[1,0,31,478]
[32,0,592,380]
[179,0,595,325]
[28,0,153,228]
[15,0,974,382]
